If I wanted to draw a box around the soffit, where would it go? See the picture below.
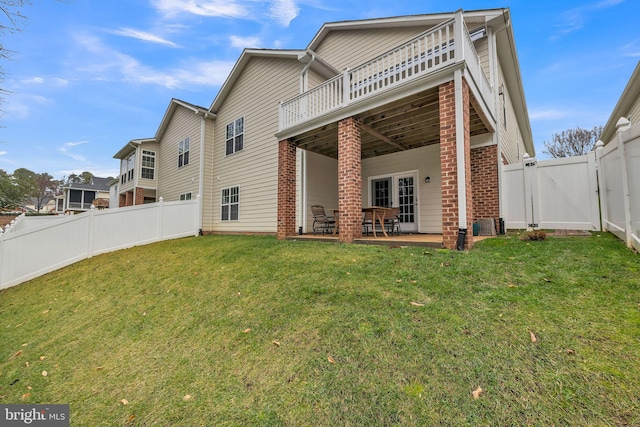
[291,87,490,159]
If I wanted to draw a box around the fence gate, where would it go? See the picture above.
[503,152,601,231]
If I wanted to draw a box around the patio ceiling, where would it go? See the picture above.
[290,86,491,159]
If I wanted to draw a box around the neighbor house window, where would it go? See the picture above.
[141,150,155,179]
[178,137,190,168]
[221,186,239,221]
[180,192,192,201]
[225,117,244,155]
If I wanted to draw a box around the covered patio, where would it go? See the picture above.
[276,11,498,250]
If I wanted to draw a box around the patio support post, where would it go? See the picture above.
[277,138,297,240]
[439,74,473,250]
[337,117,362,243]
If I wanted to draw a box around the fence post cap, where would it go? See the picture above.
[615,117,631,131]
[90,204,95,210]
[523,152,530,159]
[159,197,163,203]
[595,140,604,150]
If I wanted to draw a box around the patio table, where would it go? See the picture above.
[362,206,391,238]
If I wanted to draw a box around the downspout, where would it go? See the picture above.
[196,110,215,235]
[492,10,510,234]
[454,69,468,250]
[299,53,315,233]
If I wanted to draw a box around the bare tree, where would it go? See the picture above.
[0,1,30,117]
[542,125,603,158]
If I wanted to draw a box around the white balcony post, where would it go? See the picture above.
[454,10,464,62]
[342,68,350,106]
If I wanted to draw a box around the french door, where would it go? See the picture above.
[370,171,418,232]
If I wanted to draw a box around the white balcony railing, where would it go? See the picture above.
[279,11,493,131]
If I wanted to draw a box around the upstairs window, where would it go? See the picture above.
[127,152,135,181]
[180,192,192,201]
[225,117,244,155]
[178,137,190,168]
[141,150,155,179]
[221,186,239,221]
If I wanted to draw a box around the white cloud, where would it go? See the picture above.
[270,0,299,26]
[0,151,7,156]
[554,0,625,38]
[151,0,248,18]
[22,77,44,84]
[58,144,88,163]
[230,35,261,48]
[529,109,573,121]
[73,31,233,89]
[4,94,52,120]
[64,141,89,147]
[111,28,178,47]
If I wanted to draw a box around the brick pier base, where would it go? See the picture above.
[277,139,297,240]
[337,117,363,243]
[439,79,473,250]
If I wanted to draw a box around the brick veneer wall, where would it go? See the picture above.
[439,79,473,250]
[471,145,500,232]
[135,187,144,205]
[119,194,126,208]
[125,191,133,207]
[277,139,297,239]
[337,117,362,243]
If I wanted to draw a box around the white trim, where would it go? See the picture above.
[454,69,468,229]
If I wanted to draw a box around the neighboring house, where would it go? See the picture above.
[114,8,533,249]
[600,61,640,145]
[54,177,111,214]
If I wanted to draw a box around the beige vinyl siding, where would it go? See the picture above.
[628,95,640,126]
[211,57,302,232]
[156,106,202,202]
[307,69,329,90]
[302,151,339,232]
[497,61,526,164]
[474,36,490,80]
[314,27,432,71]
[361,144,442,233]
[201,118,216,231]
[137,141,159,190]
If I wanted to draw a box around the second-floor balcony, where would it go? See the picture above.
[279,11,493,135]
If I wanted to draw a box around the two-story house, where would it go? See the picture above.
[113,8,533,249]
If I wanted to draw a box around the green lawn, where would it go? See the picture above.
[1,233,638,426]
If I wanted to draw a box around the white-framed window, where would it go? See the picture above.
[221,186,239,221]
[180,192,192,201]
[225,117,244,155]
[141,150,155,179]
[127,152,135,181]
[178,137,190,168]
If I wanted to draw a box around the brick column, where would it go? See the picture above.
[119,194,126,208]
[125,191,133,207]
[277,139,296,240]
[135,187,145,205]
[471,145,500,232]
[439,78,473,250]
[337,117,362,243]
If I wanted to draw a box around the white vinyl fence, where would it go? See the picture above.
[503,152,601,231]
[0,197,201,290]
[596,119,640,252]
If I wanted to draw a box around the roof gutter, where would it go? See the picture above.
[299,52,316,93]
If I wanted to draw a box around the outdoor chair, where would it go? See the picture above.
[385,207,401,236]
[362,210,374,235]
[311,205,335,235]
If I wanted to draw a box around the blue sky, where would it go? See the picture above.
[0,0,638,179]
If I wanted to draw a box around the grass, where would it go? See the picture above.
[0,233,639,426]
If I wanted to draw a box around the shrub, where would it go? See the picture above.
[520,230,547,241]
